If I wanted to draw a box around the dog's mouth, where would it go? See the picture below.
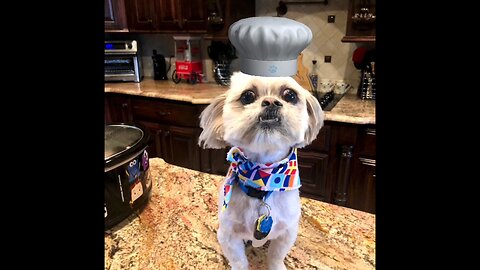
[259,116,280,123]
[258,109,281,127]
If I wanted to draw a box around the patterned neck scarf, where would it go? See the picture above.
[222,147,301,211]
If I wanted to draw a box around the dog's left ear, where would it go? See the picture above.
[198,93,228,149]
[303,93,325,145]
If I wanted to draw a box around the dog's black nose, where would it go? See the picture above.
[261,98,283,107]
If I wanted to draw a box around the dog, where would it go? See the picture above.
[199,71,324,270]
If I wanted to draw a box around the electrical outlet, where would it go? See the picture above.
[324,56,332,63]
[327,15,335,23]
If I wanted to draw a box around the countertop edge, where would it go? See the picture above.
[105,81,375,125]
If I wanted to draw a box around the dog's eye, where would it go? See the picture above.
[282,89,298,104]
[240,90,256,105]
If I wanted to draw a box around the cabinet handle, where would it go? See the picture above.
[365,128,376,135]
[359,157,376,166]
[156,111,171,116]
[147,19,153,23]
[121,103,128,108]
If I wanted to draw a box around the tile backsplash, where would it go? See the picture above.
[256,0,368,88]
[105,0,373,88]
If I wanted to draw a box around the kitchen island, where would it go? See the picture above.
[105,158,375,270]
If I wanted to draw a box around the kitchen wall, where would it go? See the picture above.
[256,0,363,87]
[106,0,368,88]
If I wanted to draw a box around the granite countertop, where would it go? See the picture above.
[104,79,226,104]
[105,158,375,270]
[105,78,375,124]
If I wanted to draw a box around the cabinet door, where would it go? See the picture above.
[180,0,207,32]
[297,150,330,202]
[125,0,156,31]
[347,157,375,213]
[342,0,376,42]
[106,94,133,123]
[134,120,169,159]
[200,148,230,176]
[105,0,128,31]
[155,0,182,31]
[164,126,202,170]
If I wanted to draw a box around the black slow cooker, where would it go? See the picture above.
[105,123,152,230]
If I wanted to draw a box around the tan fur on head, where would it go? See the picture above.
[198,93,228,149]
[198,72,324,153]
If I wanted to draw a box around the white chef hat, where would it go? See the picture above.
[228,16,312,77]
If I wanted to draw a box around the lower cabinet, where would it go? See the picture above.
[135,120,201,171]
[105,93,376,213]
[297,150,330,202]
[200,148,231,176]
[347,157,375,213]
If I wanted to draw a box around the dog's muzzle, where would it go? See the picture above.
[259,107,281,123]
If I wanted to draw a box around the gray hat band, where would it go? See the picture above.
[240,58,298,77]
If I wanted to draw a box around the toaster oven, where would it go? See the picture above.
[105,40,143,82]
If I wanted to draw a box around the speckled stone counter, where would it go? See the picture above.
[105,79,227,104]
[324,90,375,124]
[105,158,375,270]
[105,78,375,124]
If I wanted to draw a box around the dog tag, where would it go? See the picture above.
[254,214,273,240]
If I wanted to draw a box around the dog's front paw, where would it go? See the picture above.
[267,262,287,270]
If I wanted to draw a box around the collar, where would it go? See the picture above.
[222,147,301,211]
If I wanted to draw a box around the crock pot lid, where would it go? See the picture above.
[105,124,144,160]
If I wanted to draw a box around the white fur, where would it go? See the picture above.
[199,72,324,270]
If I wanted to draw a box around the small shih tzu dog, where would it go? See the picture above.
[199,72,324,270]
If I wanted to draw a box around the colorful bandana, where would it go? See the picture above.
[222,147,301,211]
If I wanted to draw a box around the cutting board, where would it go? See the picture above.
[293,53,312,91]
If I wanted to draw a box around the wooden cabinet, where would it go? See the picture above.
[105,94,133,123]
[105,94,376,213]
[109,0,255,34]
[200,148,230,175]
[347,126,376,213]
[298,122,376,214]
[297,150,330,201]
[125,0,208,32]
[106,94,203,171]
[105,0,128,32]
[342,0,376,43]
[204,0,255,39]
[348,156,375,213]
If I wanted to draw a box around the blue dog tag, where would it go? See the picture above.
[254,214,273,240]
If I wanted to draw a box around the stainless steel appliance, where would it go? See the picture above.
[105,40,143,82]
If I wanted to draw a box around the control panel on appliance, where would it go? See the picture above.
[105,40,138,54]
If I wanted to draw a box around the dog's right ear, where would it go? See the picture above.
[198,93,228,149]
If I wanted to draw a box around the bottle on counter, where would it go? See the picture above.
[309,60,320,100]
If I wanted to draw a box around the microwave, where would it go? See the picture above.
[105,40,143,82]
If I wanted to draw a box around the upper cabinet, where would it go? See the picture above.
[125,0,208,32]
[105,0,255,36]
[342,0,376,43]
[105,0,128,32]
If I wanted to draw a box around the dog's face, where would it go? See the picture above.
[199,72,324,154]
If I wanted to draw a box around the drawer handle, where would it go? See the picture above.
[365,128,376,135]
[359,157,376,166]
[156,111,171,116]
